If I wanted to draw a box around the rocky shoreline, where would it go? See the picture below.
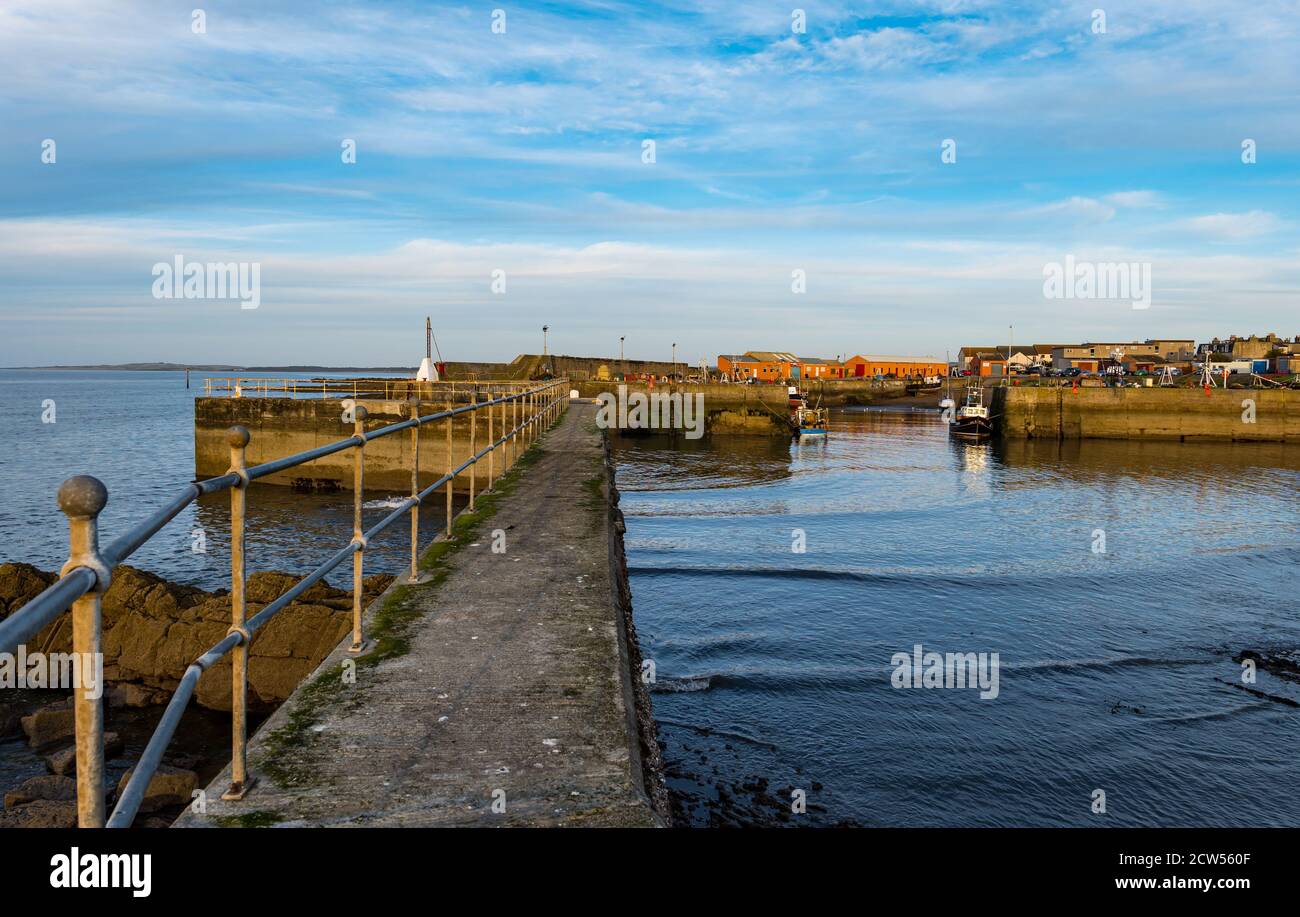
[0,563,393,827]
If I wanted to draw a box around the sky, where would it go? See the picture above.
[0,0,1297,366]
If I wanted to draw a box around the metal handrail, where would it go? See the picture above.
[0,379,569,827]
[202,377,538,400]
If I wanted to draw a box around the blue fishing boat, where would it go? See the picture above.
[796,405,828,440]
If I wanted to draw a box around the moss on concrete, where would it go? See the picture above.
[582,472,605,511]
[255,432,558,792]
[214,810,284,828]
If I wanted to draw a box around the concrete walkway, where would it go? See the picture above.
[177,403,663,827]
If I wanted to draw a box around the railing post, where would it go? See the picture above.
[57,475,110,828]
[349,405,368,653]
[445,409,454,536]
[487,393,495,489]
[512,392,519,465]
[223,425,254,800]
[409,402,420,583]
[468,396,477,510]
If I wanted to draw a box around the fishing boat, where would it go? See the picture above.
[795,405,828,440]
[905,375,944,396]
[948,385,993,441]
[787,385,807,409]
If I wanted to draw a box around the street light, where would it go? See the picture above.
[672,342,677,380]
[1006,324,1013,387]
[542,325,549,356]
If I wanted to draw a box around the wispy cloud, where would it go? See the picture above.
[1174,211,1285,240]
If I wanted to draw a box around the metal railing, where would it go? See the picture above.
[203,377,537,400]
[0,379,569,827]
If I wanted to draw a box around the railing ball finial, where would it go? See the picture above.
[353,404,369,422]
[58,475,108,519]
[227,424,251,448]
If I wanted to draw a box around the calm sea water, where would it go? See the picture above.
[0,369,444,589]
[613,410,1300,827]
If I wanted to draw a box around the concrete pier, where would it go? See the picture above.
[176,403,667,827]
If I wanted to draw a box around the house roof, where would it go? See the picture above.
[974,351,1008,361]
[1123,354,1167,364]
[744,351,799,363]
[846,354,944,364]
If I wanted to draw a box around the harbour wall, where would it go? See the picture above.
[574,379,908,436]
[195,397,508,491]
[996,387,1300,442]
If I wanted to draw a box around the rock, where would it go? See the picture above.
[5,774,77,808]
[0,799,77,828]
[116,764,197,813]
[107,683,171,708]
[44,731,123,776]
[20,698,75,750]
[44,746,76,777]
[0,563,56,616]
[0,563,394,712]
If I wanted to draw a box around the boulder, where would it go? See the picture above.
[0,799,77,828]
[43,731,123,776]
[0,563,56,615]
[5,774,76,808]
[0,563,394,712]
[20,698,75,750]
[115,764,197,813]
[106,683,171,708]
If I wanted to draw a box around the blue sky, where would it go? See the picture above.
[0,0,1296,365]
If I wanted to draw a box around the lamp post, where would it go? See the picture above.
[672,342,677,381]
[620,336,625,379]
[1007,324,1013,387]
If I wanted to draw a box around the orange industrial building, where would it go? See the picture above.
[718,351,942,381]
[841,354,947,379]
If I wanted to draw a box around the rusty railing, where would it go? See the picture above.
[0,379,570,827]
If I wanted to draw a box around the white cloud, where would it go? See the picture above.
[1175,211,1284,240]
